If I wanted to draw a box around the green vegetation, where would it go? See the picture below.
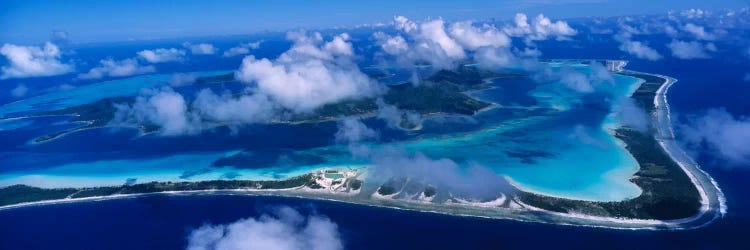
[0,174,317,207]
[517,73,701,220]
[620,72,666,113]
[382,82,489,115]
[39,97,131,127]
[34,68,494,138]
[377,177,408,196]
[33,97,133,142]
[423,186,437,198]
[348,179,362,190]
[0,185,77,206]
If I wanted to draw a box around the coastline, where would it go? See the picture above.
[0,60,725,230]
[644,71,726,220]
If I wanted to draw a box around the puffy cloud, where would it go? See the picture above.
[10,84,28,98]
[503,13,577,41]
[222,41,263,57]
[667,39,714,59]
[448,21,510,50]
[615,34,663,61]
[375,99,421,129]
[416,19,467,60]
[334,118,377,143]
[191,89,277,125]
[473,46,516,69]
[117,32,382,135]
[569,125,609,148]
[377,16,519,70]
[373,33,408,55]
[378,17,467,70]
[559,69,594,93]
[112,88,200,135]
[78,58,155,79]
[236,32,382,112]
[515,47,542,58]
[614,98,650,132]
[679,108,750,166]
[50,30,70,45]
[394,15,417,33]
[184,43,217,55]
[137,48,186,63]
[681,9,709,19]
[368,148,511,199]
[681,23,716,41]
[186,206,343,250]
[0,42,74,79]
[532,61,613,93]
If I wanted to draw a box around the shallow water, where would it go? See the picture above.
[0,63,644,201]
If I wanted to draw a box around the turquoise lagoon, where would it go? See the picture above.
[0,63,645,202]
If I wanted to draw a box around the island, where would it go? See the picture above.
[0,60,725,230]
[30,67,496,143]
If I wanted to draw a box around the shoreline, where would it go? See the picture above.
[643,70,726,220]
[0,60,724,230]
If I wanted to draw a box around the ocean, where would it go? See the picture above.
[0,31,748,249]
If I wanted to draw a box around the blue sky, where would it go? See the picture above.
[1,0,748,44]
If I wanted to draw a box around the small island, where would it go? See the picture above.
[30,67,497,143]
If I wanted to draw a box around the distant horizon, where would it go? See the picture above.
[1,0,748,44]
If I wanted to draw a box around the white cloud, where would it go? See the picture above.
[503,13,577,41]
[10,84,28,98]
[184,43,217,55]
[681,9,709,19]
[667,39,713,59]
[614,98,650,132]
[615,34,663,61]
[112,88,200,135]
[117,32,383,135]
[137,48,186,63]
[375,99,421,129]
[379,17,467,70]
[186,206,343,250]
[368,148,511,199]
[682,23,716,40]
[373,33,408,55]
[378,16,520,70]
[679,108,750,165]
[78,58,155,79]
[448,21,510,50]
[569,124,609,148]
[664,25,679,37]
[335,118,377,143]
[474,46,515,69]
[394,15,417,33]
[236,32,382,112]
[529,61,614,94]
[50,30,69,44]
[559,69,594,93]
[515,47,542,58]
[222,41,263,57]
[0,42,74,79]
[191,89,277,125]
[417,19,467,59]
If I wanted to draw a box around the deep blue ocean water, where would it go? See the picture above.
[1,30,749,249]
